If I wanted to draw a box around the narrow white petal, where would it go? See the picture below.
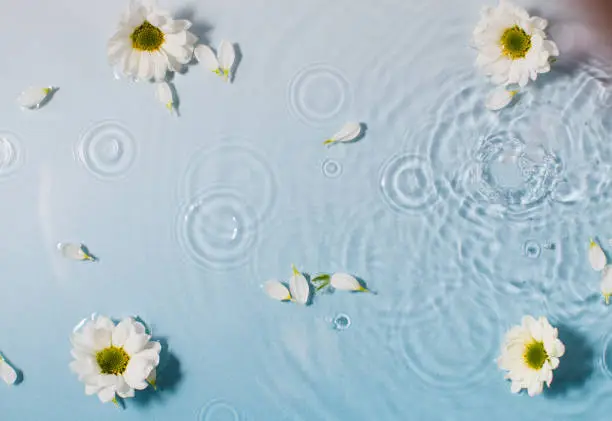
[486,88,517,111]
[155,82,174,113]
[0,359,17,385]
[97,386,116,403]
[57,243,95,261]
[330,273,363,291]
[194,44,220,73]
[263,280,292,301]
[218,40,236,81]
[17,86,53,109]
[325,122,362,145]
[289,266,310,305]
[601,266,612,304]
[589,239,607,271]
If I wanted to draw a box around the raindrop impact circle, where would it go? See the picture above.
[76,121,136,179]
[380,154,438,213]
[332,314,351,330]
[0,132,24,178]
[178,188,257,270]
[523,240,541,259]
[322,159,342,178]
[288,64,352,127]
[198,400,240,421]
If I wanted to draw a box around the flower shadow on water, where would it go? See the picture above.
[545,324,594,398]
[132,337,183,407]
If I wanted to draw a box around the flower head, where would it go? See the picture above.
[107,0,197,82]
[473,0,559,87]
[498,315,565,396]
[70,316,161,404]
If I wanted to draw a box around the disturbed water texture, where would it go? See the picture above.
[3,0,612,420]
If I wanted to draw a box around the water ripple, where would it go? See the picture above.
[198,400,240,421]
[0,132,24,179]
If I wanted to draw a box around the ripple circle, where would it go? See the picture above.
[322,159,342,178]
[0,132,24,178]
[178,188,257,270]
[76,121,136,179]
[288,63,352,127]
[394,290,500,391]
[380,154,439,213]
[198,400,240,421]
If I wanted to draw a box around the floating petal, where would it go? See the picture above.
[324,122,362,145]
[289,265,310,305]
[194,44,220,74]
[330,273,367,292]
[57,242,95,261]
[17,86,53,109]
[0,357,17,385]
[218,40,236,81]
[263,280,292,301]
[602,266,612,305]
[485,88,517,111]
[155,82,174,113]
[589,239,607,271]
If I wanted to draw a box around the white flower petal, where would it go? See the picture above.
[0,359,17,385]
[123,357,154,390]
[289,266,310,305]
[589,239,607,271]
[194,44,220,73]
[97,386,116,403]
[324,122,362,145]
[17,86,53,109]
[601,265,612,304]
[485,88,517,111]
[330,273,364,291]
[124,332,150,356]
[155,82,174,113]
[57,242,95,261]
[263,280,292,301]
[218,40,236,81]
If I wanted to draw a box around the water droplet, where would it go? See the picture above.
[332,314,351,330]
[523,240,541,259]
[322,159,342,178]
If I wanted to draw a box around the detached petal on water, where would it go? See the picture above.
[17,86,54,109]
[194,44,221,74]
[57,243,95,261]
[330,273,368,292]
[0,356,17,385]
[324,122,362,145]
[155,82,174,114]
[218,40,236,82]
[589,239,607,271]
[289,265,310,305]
[485,88,517,111]
[601,266,612,304]
[263,280,292,301]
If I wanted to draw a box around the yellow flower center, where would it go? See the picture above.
[130,21,165,52]
[523,340,548,370]
[96,346,130,375]
[500,25,532,59]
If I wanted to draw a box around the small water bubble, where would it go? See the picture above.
[523,240,541,259]
[542,241,556,251]
[332,314,351,330]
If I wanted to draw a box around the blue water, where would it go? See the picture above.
[2,0,612,419]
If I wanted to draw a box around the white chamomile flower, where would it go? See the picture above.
[324,122,362,145]
[485,87,518,110]
[601,266,612,305]
[589,239,607,271]
[473,0,559,87]
[17,86,54,109]
[70,316,161,405]
[289,265,310,305]
[0,354,17,385]
[155,81,175,113]
[107,0,198,82]
[330,273,370,292]
[57,243,96,261]
[263,280,292,301]
[194,41,236,82]
[498,315,565,397]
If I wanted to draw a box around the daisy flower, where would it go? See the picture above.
[498,315,565,396]
[69,316,161,405]
[107,0,197,82]
[473,0,559,87]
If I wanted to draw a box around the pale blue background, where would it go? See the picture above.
[1,0,612,419]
